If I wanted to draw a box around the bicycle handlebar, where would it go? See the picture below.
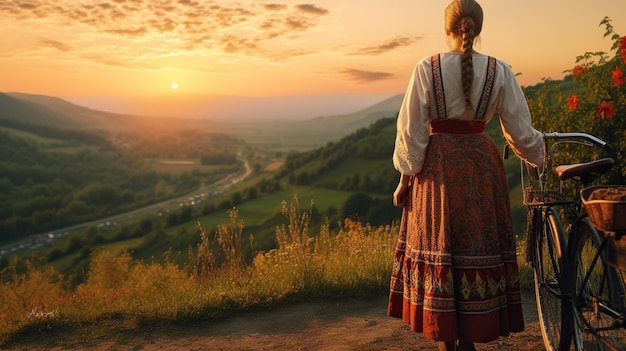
[542,132,612,152]
[503,132,612,160]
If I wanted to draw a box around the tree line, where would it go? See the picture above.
[0,127,243,244]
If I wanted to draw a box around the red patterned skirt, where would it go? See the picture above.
[387,132,524,343]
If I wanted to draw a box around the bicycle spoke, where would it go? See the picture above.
[570,223,626,351]
[533,209,573,351]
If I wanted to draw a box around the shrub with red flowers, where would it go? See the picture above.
[525,17,626,185]
[596,103,616,119]
[566,93,580,111]
[612,66,625,87]
[572,65,588,77]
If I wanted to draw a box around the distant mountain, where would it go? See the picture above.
[0,92,130,130]
[249,93,404,147]
[0,93,215,133]
[65,93,397,121]
[298,93,403,133]
[0,91,404,148]
[200,93,404,149]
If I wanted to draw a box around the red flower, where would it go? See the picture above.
[572,65,588,77]
[566,93,580,110]
[613,67,626,87]
[619,37,626,64]
[596,103,615,119]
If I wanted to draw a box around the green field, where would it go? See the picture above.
[147,159,226,175]
[0,125,60,144]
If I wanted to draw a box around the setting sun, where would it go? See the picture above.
[171,83,178,90]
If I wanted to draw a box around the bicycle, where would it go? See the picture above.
[571,183,626,346]
[505,132,624,351]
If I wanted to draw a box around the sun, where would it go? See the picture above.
[171,83,178,89]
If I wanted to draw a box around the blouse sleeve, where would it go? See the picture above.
[496,61,545,167]
[393,61,431,175]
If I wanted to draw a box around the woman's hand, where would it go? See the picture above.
[393,174,411,208]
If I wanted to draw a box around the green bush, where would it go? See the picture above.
[527,17,626,187]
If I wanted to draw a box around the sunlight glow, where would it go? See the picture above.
[0,1,624,98]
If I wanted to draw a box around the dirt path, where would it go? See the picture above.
[3,290,544,351]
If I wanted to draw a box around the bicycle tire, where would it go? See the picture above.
[569,218,626,351]
[531,207,575,351]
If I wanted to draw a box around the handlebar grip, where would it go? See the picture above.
[543,132,612,152]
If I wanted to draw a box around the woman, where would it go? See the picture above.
[387,1,544,350]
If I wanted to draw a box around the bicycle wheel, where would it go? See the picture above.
[531,207,575,351]
[569,219,626,351]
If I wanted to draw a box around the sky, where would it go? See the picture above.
[0,0,625,117]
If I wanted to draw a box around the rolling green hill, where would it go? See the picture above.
[193,94,405,150]
[0,92,130,130]
[295,93,403,135]
[0,88,537,276]
[0,92,404,150]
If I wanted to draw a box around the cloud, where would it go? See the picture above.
[266,49,317,61]
[0,0,331,66]
[295,4,328,16]
[284,17,314,31]
[105,27,148,38]
[340,69,394,82]
[84,53,159,69]
[350,37,420,56]
[219,35,261,54]
[17,2,39,10]
[39,39,72,51]
[263,4,287,11]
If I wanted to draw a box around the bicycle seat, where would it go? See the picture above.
[555,158,615,181]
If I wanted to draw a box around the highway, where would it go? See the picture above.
[0,158,252,259]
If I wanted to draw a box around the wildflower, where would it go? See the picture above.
[619,36,626,64]
[612,66,625,87]
[566,93,580,110]
[572,65,588,77]
[596,103,615,119]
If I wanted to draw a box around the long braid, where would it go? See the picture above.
[460,17,476,113]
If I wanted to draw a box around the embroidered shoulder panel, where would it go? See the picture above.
[431,54,446,120]
[475,56,497,120]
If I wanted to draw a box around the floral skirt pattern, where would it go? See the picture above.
[387,132,524,343]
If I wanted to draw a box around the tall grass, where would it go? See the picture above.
[0,196,534,345]
[0,196,397,343]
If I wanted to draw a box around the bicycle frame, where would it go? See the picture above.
[516,132,611,199]
[505,132,616,351]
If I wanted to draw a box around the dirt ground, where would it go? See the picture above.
[3,290,544,351]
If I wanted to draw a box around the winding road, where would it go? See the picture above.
[0,158,252,258]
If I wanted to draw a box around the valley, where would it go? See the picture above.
[0,157,252,260]
[0,92,406,278]
[0,90,537,283]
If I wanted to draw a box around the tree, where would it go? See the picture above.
[341,192,373,220]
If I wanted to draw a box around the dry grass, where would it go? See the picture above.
[0,196,534,345]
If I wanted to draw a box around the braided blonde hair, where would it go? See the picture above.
[445,0,483,115]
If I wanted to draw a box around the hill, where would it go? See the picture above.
[0,92,404,149]
[0,93,132,130]
[0,87,532,271]
[298,93,403,133]
[217,94,404,149]
[65,93,397,121]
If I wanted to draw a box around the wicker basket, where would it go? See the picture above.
[581,185,626,237]
[523,187,563,206]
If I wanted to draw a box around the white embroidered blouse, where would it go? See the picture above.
[393,52,545,175]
